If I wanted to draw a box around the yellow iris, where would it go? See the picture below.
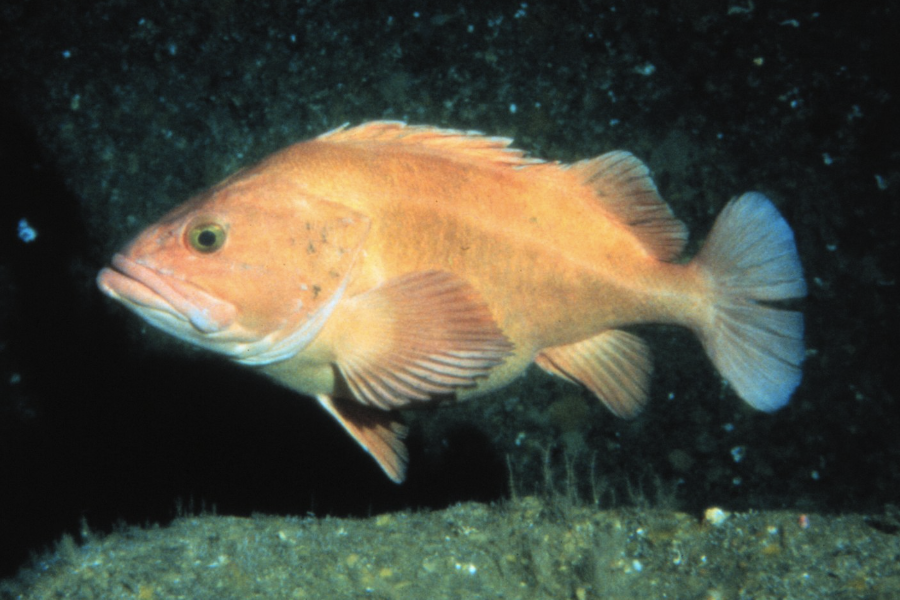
[187,222,226,253]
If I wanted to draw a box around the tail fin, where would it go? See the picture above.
[693,192,807,412]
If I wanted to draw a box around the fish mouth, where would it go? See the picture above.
[97,254,238,335]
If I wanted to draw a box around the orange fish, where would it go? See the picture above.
[97,121,806,482]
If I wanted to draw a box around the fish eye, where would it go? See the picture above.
[187,222,226,253]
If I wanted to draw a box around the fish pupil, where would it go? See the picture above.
[198,230,217,247]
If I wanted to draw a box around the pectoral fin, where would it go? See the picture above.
[316,394,409,483]
[332,271,513,410]
[536,330,653,418]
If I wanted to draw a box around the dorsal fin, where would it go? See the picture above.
[568,151,688,261]
[317,120,542,167]
[320,123,685,260]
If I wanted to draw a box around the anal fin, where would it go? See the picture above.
[316,394,409,483]
[535,330,653,418]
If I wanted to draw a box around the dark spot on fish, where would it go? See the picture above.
[307,241,316,253]
[312,285,321,298]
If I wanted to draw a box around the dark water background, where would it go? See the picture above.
[1,0,897,579]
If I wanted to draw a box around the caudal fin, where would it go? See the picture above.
[693,192,807,412]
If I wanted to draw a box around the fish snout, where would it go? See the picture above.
[96,266,120,299]
[97,254,238,335]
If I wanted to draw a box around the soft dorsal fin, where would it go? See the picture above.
[568,151,688,261]
[332,270,513,410]
[535,329,653,418]
[317,120,542,168]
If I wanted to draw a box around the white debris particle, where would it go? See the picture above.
[454,562,477,575]
[728,1,754,15]
[207,555,229,568]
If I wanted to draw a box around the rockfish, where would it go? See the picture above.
[97,121,806,482]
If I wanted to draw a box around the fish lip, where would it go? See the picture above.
[97,262,174,314]
[97,254,237,334]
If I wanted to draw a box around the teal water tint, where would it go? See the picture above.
[0,0,896,584]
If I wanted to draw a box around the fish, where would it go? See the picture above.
[97,121,806,483]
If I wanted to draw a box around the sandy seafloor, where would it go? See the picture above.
[6,498,900,599]
[0,0,897,598]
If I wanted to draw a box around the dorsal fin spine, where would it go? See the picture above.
[317,120,541,167]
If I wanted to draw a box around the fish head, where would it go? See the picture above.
[97,169,370,365]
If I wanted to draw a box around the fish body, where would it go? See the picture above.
[98,121,806,482]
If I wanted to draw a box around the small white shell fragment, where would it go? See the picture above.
[704,507,730,527]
